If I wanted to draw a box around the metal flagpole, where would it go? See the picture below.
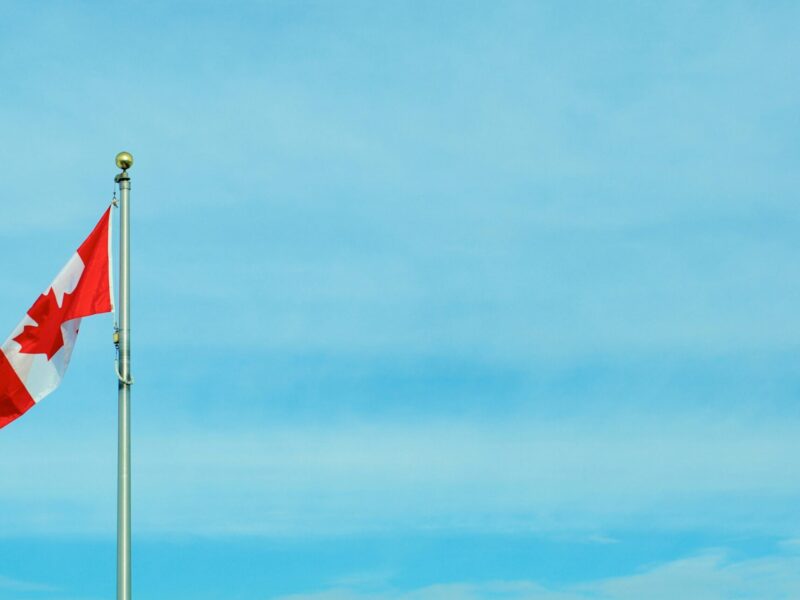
[114,151,134,600]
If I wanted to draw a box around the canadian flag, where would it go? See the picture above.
[0,209,113,429]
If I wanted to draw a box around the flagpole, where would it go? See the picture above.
[114,151,134,600]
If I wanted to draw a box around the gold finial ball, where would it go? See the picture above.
[115,151,134,171]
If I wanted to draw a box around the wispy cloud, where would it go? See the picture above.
[1,413,799,537]
[0,573,57,592]
[272,545,800,600]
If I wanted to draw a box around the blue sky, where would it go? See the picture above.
[0,1,800,598]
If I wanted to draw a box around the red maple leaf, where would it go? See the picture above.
[13,288,75,360]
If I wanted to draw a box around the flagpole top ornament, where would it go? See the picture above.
[115,152,134,171]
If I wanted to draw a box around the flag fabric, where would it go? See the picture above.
[0,209,113,429]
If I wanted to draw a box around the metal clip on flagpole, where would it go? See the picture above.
[114,341,135,384]
[114,151,133,600]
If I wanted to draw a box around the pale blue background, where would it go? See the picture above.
[1,1,799,598]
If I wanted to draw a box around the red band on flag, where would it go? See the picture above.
[0,350,35,428]
[71,207,113,319]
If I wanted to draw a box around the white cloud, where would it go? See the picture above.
[271,547,800,600]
